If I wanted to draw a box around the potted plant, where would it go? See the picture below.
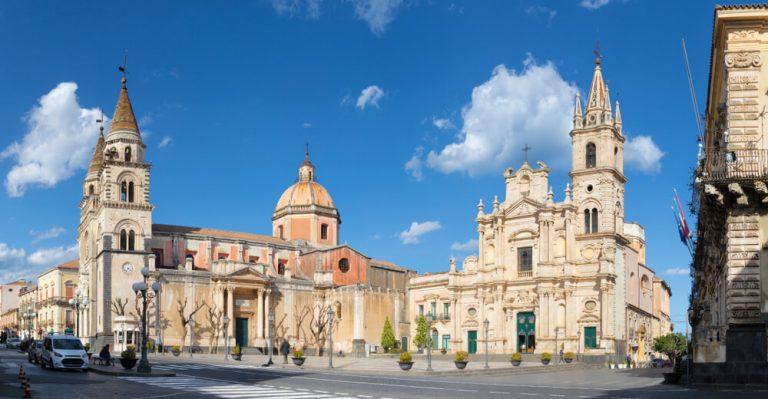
[653,333,687,385]
[119,345,138,370]
[564,352,574,364]
[397,352,413,371]
[230,345,242,361]
[541,352,552,365]
[292,348,306,366]
[146,339,155,353]
[171,345,181,357]
[84,343,92,359]
[454,351,469,369]
[440,348,447,355]
[511,352,522,366]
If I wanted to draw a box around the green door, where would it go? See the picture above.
[517,312,536,353]
[584,326,597,349]
[235,317,248,347]
[467,330,477,354]
[401,336,408,352]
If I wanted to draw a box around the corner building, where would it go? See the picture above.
[409,58,672,361]
[78,75,413,355]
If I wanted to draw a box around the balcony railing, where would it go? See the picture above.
[700,148,768,182]
[518,270,533,278]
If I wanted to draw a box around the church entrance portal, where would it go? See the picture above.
[517,312,536,353]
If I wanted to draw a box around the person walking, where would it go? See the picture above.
[279,339,290,364]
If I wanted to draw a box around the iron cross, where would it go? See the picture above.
[522,144,531,162]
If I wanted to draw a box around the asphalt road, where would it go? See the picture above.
[1,348,766,399]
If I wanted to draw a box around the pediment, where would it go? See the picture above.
[224,266,269,283]
[503,197,542,218]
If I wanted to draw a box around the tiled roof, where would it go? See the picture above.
[153,224,288,245]
[56,260,80,270]
[108,78,140,134]
[369,258,413,273]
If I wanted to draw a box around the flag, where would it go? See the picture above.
[673,189,691,240]
[672,207,687,243]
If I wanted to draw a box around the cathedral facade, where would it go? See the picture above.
[76,75,412,355]
[408,59,672,361]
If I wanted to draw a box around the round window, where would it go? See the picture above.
[587,184,593,192]
[338,258,350,273]
[585,300,597,311]
[468,308,477,317]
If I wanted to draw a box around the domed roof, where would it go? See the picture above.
[275,180,335,210]
[274,147,336,212]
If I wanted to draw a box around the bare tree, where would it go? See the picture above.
[206,305,223,354]
[111,297,129,316]
[176,299,205,352]
[306,304,332,354]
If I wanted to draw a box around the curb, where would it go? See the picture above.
[88,367,176,377]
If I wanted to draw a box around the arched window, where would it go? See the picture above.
[119,229,127,250]
[88,185,94,195]
[591,208,598,233]
[120,182,128,202]
[65,282,74,299]
[321,224,328,240]
[277,261,286,275]
[519,175,531,196]
[128,182,135,203]
[584,209,591,234]
[185,254,195,268]
[586,143,596,168]
[125,147,132,163]
[335,302,342,319]
[641,275,651,291]
[614,147,618,169]
[128,230,136,251]
[278,225,284,240]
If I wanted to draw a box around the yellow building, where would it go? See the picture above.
[0,309,18,334]
[36,260,79,335]
[18,286,37,339]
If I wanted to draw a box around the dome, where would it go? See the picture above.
[275,180,335,211]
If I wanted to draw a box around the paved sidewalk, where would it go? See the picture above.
[145,351,591,376]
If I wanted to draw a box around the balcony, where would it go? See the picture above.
[699,148,768,183]
[518,270,533,278]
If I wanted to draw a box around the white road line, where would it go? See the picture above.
[519,394,537,396]
[121,376,343,399]
[489,391,510,394]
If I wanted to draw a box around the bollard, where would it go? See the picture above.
[18,366,25,379]
[23,379,32,398]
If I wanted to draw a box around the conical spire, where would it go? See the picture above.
[585,56,612,126]
[108,77,140,136]
[87,124,105,174]
[614,100,622,133]
[573,93,583,129]
[298,145,316,182]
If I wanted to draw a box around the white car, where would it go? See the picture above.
[40,334,89,371]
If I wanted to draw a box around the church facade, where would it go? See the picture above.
[408,59,672,361]
[76,75,412,355]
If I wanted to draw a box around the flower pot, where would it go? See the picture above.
[663,372,682,384]
[172,350,180,357]
[511,360,521,366]
[541,359,551,365]
[231,354,242,361]
[564,358,573,364]
[292,357,306,366]
[119,357,137,370]
[398,361,413,371]
[454,361,468,369]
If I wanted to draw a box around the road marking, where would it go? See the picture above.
[120,376,348,398]
[489,391,510,394]
[357,396,373,398]
[549,395,565,398]
[519,394,537,396]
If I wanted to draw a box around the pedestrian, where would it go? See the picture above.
[559,348,564,364]
[625,354,631,369]
[279,339,290,364]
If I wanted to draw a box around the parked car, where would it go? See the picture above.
[27,340,43,364]
[5,338,21,349]
[650,358,666,368]
[40,334,89,371]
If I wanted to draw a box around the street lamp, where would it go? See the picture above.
[327,307,335,369]
[223,316,230,360]
[132,266,161,374]
[189,318,196,358]
[68,292,88,338]
[425,312,434,372]
[483,318,490,369]
[267,309,275,366]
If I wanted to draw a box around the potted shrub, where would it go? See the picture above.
[653,333,687,385]
[84,343,92,359]
[440,348,447,355]
[397,352,413,371]
[510,352,522,366]
[171,345,181,357]
[564,352,574,364]
[119,345,138,370]
[291,348,306,366]
[147,339,155,353]
[454,351,469,369]
[230,345,242,361]
[541,352,552,365]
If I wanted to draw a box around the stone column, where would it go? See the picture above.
[354,287,363,340]
[257,289,264,339]
[600,285,609,344]
[227,286,235,346]
[264,289,271,344]
[478,229,485,267]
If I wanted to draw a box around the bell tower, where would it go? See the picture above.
[570,55,626,236]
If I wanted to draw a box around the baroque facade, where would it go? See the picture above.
[77,74,413,355]
[409,58,672,361]
[691,4,768,383]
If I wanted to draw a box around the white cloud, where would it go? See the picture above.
[302,122,312,128]
[26,244,78,267]
[30,227,66,242]
[579,0,611,10]
[356,85,385,109]
[399,220,441,244]
[0,243,26,263]
[432,117,455,130]
[158,136,173,149]
[347,0,403,35]
[1,82,103,197]
[404,146,425,181]
[664,267,689,276]
[525,5,557,26]
[271,0,323,19]
[450,239,478,252]
[424,57,578,176]
[624,135,664,173]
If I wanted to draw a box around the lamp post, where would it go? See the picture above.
[327,307,334,369]
[68,292,88,338]
[223,316,230,360]
[24,308,35,340]
[267,309,274,366]
[426,312,434,372]
[132,266,161,374]
[189,318,196,358]
[483,318,490,369]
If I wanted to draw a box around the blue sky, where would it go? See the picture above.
[0,0,729,331]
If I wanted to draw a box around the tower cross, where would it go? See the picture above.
[522,144,532,162]
[593,41,602,64]
[118,54,128,79]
